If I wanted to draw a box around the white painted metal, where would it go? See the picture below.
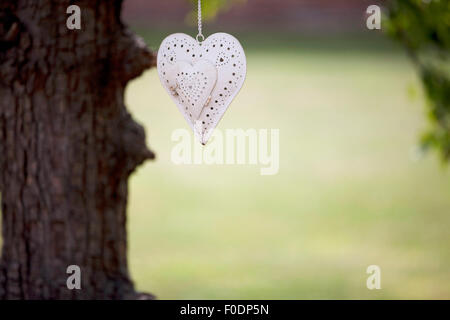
[157,32,247,144]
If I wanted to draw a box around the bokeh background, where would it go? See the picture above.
[122,0,450,299]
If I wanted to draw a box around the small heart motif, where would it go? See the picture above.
[172,60,217,121]
[157,33,247,144]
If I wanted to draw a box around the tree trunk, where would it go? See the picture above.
[0,0,155,299]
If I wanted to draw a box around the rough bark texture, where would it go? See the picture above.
[0,0,155,299]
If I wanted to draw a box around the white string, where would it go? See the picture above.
[196,0,204,42]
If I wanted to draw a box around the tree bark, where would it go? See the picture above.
[0,0,155,299]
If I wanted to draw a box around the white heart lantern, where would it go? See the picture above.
[157,33,247,144]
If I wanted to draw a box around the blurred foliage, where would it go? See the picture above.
[386,0,450,161]
[186,0,246,25]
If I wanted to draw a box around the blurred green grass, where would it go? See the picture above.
[126,31,450,299]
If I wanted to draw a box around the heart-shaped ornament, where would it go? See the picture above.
[157,33,247,144]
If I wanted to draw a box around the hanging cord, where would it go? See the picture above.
[196,0,205,42]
